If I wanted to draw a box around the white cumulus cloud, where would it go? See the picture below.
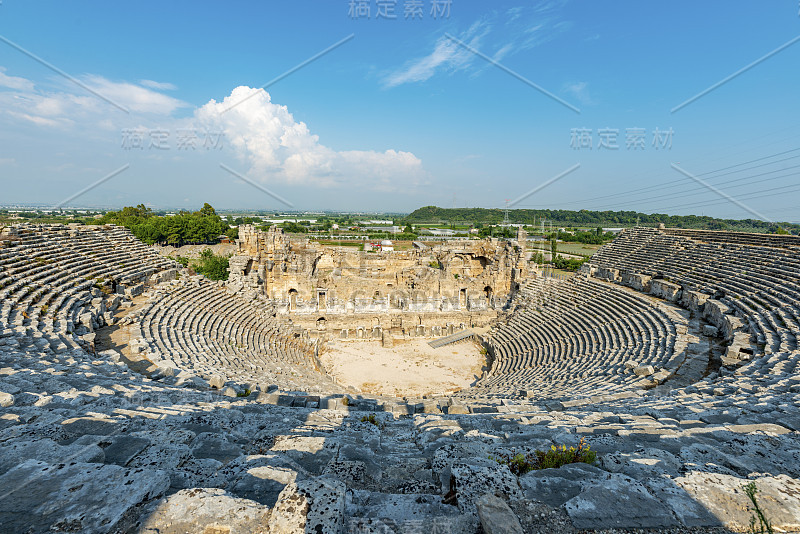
[196,86,426,190]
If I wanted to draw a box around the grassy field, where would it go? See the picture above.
[556,243,602,257]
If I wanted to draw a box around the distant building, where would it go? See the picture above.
[424,228,456,236]
[363,225,402,234]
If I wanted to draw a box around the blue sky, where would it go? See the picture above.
[0,1,798,220]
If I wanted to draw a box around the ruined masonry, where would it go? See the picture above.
[1,222,800,532]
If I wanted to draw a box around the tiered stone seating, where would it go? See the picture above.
[589,228,800,356]
[3,323,800,532]
[131,277,342,394]
[3,223,800,532]
[0,223,179,355]
[464,227,800,402]
[464,274,685,400]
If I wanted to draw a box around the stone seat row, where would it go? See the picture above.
[0,224,180,355]
[130,278,340,393]
[475,273,682,399]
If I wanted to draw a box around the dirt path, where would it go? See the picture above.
[94,295,156,375]
[320,338,488,397]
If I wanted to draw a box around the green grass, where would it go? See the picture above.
[556,242,602,257]
[491,437,597,475]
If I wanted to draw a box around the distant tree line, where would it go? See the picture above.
[554,228,616,244]
[94,203,237,245]
[402,206,800,234]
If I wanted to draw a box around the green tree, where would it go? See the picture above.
[193,248,230,281]
[199,203,216,217]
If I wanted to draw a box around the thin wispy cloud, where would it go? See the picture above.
[563,81,595,105]
[0,66,35,91]
[383,1,572,88]
[140,79,178,91]
[0,70,189,127]
[382,20,491,88]
[83,76,187,114]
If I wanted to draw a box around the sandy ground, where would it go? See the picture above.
[319,338,488,397]
[95,295,158,375]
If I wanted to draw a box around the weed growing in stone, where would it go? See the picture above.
[360,414,379,427]
[744,482,774,534]
[491,437,597,475]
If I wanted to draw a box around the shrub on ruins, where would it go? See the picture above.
[192,248,230,281]
[552,255,587,272]
[360,414,379,427]
[169,255,190,268]
[490,437,597,475]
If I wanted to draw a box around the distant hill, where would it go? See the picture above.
[401,206,799,234]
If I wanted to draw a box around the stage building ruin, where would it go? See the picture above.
[226,225,529,339]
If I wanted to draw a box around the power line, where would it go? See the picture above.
[585,165,800,211]
[517,147,800,210]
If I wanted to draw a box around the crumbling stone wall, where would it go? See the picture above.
[228,225,528,328]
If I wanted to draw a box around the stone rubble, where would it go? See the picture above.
[0,223,799,532]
